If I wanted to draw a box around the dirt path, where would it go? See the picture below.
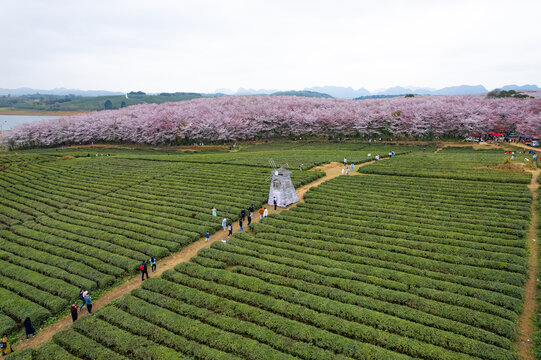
[434,142,501,153]
[12,161,373,352]
[509,142,541,152]
[62,144,228,152]
[516,168,540,360]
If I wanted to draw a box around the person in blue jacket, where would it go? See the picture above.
[79,289,86,310]
[84,294,92,314]
[23,317,36,339]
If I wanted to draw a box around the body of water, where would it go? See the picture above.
[0,114,64,131]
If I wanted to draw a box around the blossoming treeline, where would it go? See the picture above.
[4,95,541,147]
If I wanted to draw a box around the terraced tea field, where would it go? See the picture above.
[361,147,532,183]
[67,175,526,360]
[0,155,323,336]
[3,144,539,360]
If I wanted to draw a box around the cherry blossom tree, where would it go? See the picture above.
[3,95,540,148]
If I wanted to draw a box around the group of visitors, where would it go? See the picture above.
[3,286,100,353]
[528,149,538,162]
[341,151,394,174]
[140,257,156,281]
[506,149,538,163]
[216,201,274,239]
[341,161,355,175]
[0,317,37,355]
[366,153,382,160]
[77,289,93,315]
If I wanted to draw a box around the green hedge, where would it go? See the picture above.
[140,277,411,360]
[53,328,128,360]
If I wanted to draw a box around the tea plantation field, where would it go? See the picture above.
[1,142,408,337]
[3,144,537,360]
[0,154,323,336]
[360,147,533,183]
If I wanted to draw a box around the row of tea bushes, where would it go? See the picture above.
[0,156,322,336]
[31,173,529,359]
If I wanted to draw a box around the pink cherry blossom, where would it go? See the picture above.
[3,95,541,148]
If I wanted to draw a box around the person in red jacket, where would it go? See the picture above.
[140,260,149,281]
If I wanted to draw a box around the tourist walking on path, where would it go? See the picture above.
[299,163,303,171]
[239,218,243,232]
[264,208,268,217]
[249,204,254,217]
[222,218,227,231]
[23,317,36,339]
[79,289,86,310]
[241,208,246,221]
[343,157,347,165]
[212,207,217,217]
[273,196,277,211]
[375,154,380,161]
[259,207,264,219]
[350,163,354,171]
[149,256,156,272]
[205,231,210,241]
[247,213,252,226]
[1,334,12,355]
[346,168,350,175]
[84,294,92,314]
[228,224,232,237]
[70,304,78,322]
[140,260,149,281]
[341,168,344,175]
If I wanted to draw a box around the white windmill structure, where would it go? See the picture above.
[266,158,299,208]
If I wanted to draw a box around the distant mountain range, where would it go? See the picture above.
[0,87,124,97]
[216,84,532,98]
[304,86,371,98]
[215,88,279,96]
[1,84,539,99]
[313,85,488,97]
[270,90,332,98]
[500,84,541,91]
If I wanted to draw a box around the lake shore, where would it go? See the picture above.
[0,108,84,116]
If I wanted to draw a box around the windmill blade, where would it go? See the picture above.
[283,163,289,169]
[269,158,277,169]
[265,174,273,182]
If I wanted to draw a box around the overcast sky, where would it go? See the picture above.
[1,0,540,93]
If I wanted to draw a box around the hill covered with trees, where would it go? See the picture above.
[0,92,204,112]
